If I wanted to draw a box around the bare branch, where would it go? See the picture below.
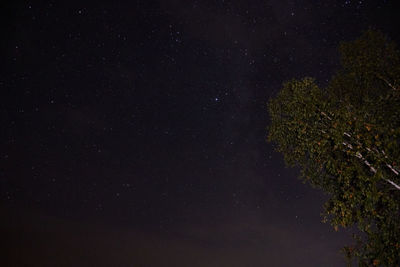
[321,111,332,120]
[375,73,398,90]
[386,179,400,190]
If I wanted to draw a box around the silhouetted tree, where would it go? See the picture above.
[268,30,400,265]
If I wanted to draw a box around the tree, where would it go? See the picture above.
[267,30,400,266]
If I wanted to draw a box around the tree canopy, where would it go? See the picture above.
[268,30,400,266]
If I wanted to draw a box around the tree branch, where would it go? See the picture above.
[374,73,398,90]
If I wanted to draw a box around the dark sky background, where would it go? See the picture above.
[1,0,399,266]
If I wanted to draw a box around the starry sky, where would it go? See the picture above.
[1,1,399,266]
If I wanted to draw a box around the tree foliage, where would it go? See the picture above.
[268,30,400,265]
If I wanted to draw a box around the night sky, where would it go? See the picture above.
[1,1,399,266]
